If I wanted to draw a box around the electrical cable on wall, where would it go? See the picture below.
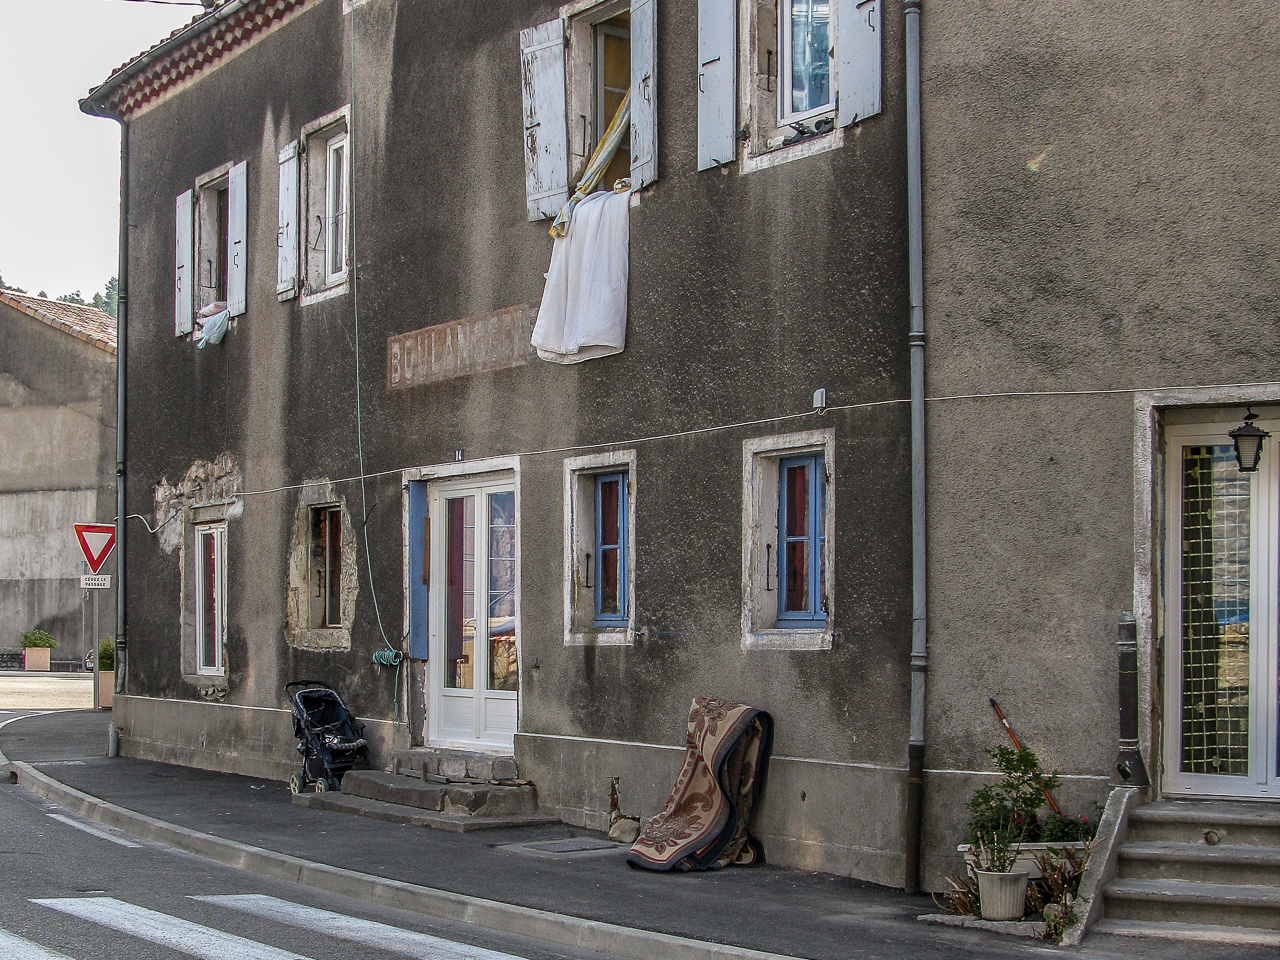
[344,4,405,717]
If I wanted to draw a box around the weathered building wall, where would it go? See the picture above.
[919,1,1280,887]
[114,0,916,885]
[0,302,116,662]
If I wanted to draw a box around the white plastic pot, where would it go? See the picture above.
[975,868,1030,922]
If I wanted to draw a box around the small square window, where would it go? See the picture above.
[742,429,834,650]
[563,450,636,645]
[194,522,226,675]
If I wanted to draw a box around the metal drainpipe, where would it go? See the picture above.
[903,0,928,895]
[114,121,129,696]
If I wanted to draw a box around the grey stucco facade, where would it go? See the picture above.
[0,296,117,666]
[94,0,926,888]
[918,1,1280,886]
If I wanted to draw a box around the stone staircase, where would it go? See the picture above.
[1093,800,1280,945]
[292,746,558,832]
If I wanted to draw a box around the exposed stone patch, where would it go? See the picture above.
[153,455,243,555]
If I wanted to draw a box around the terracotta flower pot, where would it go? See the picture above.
[975,868,1030,921]
[98,673,113,710]
[23,647,50,671]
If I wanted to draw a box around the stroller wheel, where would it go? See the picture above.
[289,773,302,795]
[314,778,329,793]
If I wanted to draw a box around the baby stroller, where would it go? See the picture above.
[286,680,368,793]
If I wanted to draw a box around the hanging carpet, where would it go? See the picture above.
[628,697,773,872]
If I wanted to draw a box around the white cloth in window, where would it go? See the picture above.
[532,189,629,364]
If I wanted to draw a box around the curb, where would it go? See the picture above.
[0,720,799,960]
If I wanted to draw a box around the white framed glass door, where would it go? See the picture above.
[428,477,518,750]
[1164,420,1279,798]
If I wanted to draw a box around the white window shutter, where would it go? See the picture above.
[520,19,569,221]
[227,160,248,316]
[837,0,881,127]
[175,189,194,336]
[277,142,299,299]
[697,0,736,171]
[630,0,657,189]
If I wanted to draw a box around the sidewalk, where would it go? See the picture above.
[0,710,1261,960]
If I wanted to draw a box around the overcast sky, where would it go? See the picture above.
[0,0,197,299]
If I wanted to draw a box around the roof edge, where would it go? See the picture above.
[0,291,118,356]
[79,0,254,120]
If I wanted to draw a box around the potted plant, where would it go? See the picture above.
[21,630,57,672]
[97,637,115,709]
[964,745,1057,921]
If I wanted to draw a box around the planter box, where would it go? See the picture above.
[958,841,1089,880]
[23,647,50,671]
[98,673,113,710]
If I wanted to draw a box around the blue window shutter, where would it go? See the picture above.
[837,0,882,127]
[227,160,248,316]
[520,19,570,221]
[175,189,194,336]
[697,0,736,170]
[630,0,658,188]
[408,482,429,660]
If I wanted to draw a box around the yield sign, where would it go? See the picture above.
[74,523,117,575]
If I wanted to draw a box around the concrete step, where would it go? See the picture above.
[1118,840,1280,885]
[340,770,538,817]
[1103,878,1280,930]
[1091,919,1280,946]
[292,790,558,833]
[1127,800,1280,846]
[390,747,520,782]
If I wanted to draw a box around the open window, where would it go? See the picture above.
[520,0,657,222]
[286,486,355,650]
[563,450,636,645]
[286,106,350,303]
[697,0,882,172]
[176,161,246,336]
[742,428,835,649]
[310,505,343,628]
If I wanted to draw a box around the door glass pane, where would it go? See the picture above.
[788,0,831,115]
[1180,445,1250,776]
[488,492,518,692]
[445,496,475,690]
[200,530,217,669]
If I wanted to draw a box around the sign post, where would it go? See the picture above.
[74,523,116,710]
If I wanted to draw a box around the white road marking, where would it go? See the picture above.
[46,814,141,848]
[31,898,314,960]
[197,894,528,960]
[0,928,77,960]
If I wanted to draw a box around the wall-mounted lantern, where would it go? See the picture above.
[1229,408,1270,473]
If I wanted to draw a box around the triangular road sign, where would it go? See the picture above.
[74,523,117,575]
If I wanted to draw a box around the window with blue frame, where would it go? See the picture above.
[777,454,826,624]
[593,472,628,625]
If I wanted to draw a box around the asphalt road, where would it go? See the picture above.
[0,717,620,960]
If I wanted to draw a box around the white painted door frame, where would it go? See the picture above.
[427,473,519,752]
[1163,419,1279,799]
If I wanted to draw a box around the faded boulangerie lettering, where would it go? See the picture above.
[386,304,539,391]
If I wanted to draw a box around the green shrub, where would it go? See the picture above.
[97,637,115,672]
[20,629,57,649]
[966,745,1060,851]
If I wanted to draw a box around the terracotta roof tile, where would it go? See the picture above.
[85,0,312,120]
[0,291,117,355]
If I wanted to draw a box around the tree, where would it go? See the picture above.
[58,291,87,305]
[91,278,119,319]
[0,269,26,294]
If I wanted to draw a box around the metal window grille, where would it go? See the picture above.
[1180,444,1251,776]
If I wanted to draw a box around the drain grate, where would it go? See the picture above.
[523,838,618,854]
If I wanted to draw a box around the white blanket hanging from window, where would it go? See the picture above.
[531,188,630,364]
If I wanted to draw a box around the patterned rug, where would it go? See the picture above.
[627,697,773,871]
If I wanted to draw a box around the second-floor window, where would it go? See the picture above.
[779,0,833,125]
[325,134,348,284]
